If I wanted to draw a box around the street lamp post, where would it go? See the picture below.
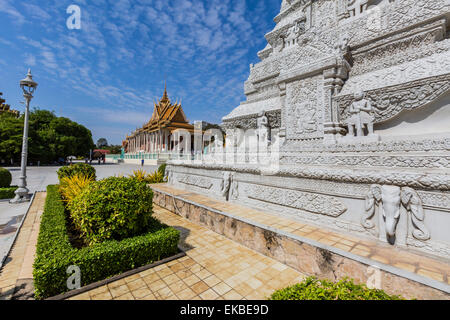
[10,69,38,204]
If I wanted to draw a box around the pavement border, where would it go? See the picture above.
[46,247,186,300]
[0,192,37,271]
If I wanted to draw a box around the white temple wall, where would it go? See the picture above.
[375,93,450,137]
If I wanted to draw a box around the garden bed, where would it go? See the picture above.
[33,185,180,299]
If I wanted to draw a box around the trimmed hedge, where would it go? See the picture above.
[68,177,154,245]
[33,185,180,299]
[269,276,404,300]
[0,186,17,200]
[0,167,12,188]
[57,163,96,182]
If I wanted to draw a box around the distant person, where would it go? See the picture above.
[141,159,144,166]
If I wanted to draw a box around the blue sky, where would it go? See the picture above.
[0,0,281,145]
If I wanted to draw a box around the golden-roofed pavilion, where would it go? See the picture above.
[123,85,195,157]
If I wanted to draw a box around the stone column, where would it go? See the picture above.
[278,82,287,143]
[323,67,347,144]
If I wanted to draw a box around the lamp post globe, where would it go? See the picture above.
[10,69,38,204]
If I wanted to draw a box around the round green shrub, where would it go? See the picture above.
[57,163,96,182]
[157,163,167,176]
[68,177,153,245]
[0,167,12,188]
[269,276,404,300]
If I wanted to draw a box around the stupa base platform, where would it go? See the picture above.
[150,183,450,300]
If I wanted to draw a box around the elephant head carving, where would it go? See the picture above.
[363,185,430,244]
[380,185,401,239]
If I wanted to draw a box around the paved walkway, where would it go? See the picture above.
[0,201,29,269]
[70,205,305,300]
[0,192,46,300]
[153,184,450,287]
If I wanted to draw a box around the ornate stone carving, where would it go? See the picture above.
[350,26,447,77]
[222,110,281,130]
[344,91,376,137]
[246,184,347,217]
[401,187,431,241]
[230,175,239,201]
[337,74,450,124]
[281,154,450,169]
[177,175,213,190]
[257,110,270,146]
[165,169,173,184]
[220,172,232,201]
[363,185,430,243]
[286,77,323,140]
[178,162,450,191]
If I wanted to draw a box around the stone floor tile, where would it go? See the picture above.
[124,273,141,283]
[169,280,188,294]
[176,287,197,300]
[212,282,232,296]
[191,281,209,295]
[142,273,161,285]
[203,274,221,287]
[70,292,92,300]
[183,274,201,286]
[88,285,109,297]
[91,290,112,300]
[131,287,153,299]
[175,269,193,280]
[109,284,130,298]
[417,269,444,282]
[139,268,156,278]
[246,277,263,290]
[127,278,147,291]
[139,293,157,300]
[233,282,253,297]
[148,279,167,292]
[107,278,127,289]
[196,268,213,280]
[157,267,174,278]
[370,255,390,264]
[169,262,186,273]
[115,292,135,300]
[199,288,219,300]
[222,289,243,300]
[162,273,180,286]
[157,286,175,299]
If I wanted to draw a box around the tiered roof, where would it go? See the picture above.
[0,92,20,117]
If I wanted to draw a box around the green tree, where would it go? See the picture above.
[96,138,108,148]
[0,108,95,165]
[0,113,23,163]
[103,145,122,154]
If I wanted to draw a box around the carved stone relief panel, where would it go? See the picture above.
[312,0,338,30]
[336,74,450,124]
[286,76,324,140]
[350,24,447,77]
[177,174,213,190]
[245,184,347,217]
[339,0,447,47]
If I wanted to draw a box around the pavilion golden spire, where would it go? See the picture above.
[161,81,169,102]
